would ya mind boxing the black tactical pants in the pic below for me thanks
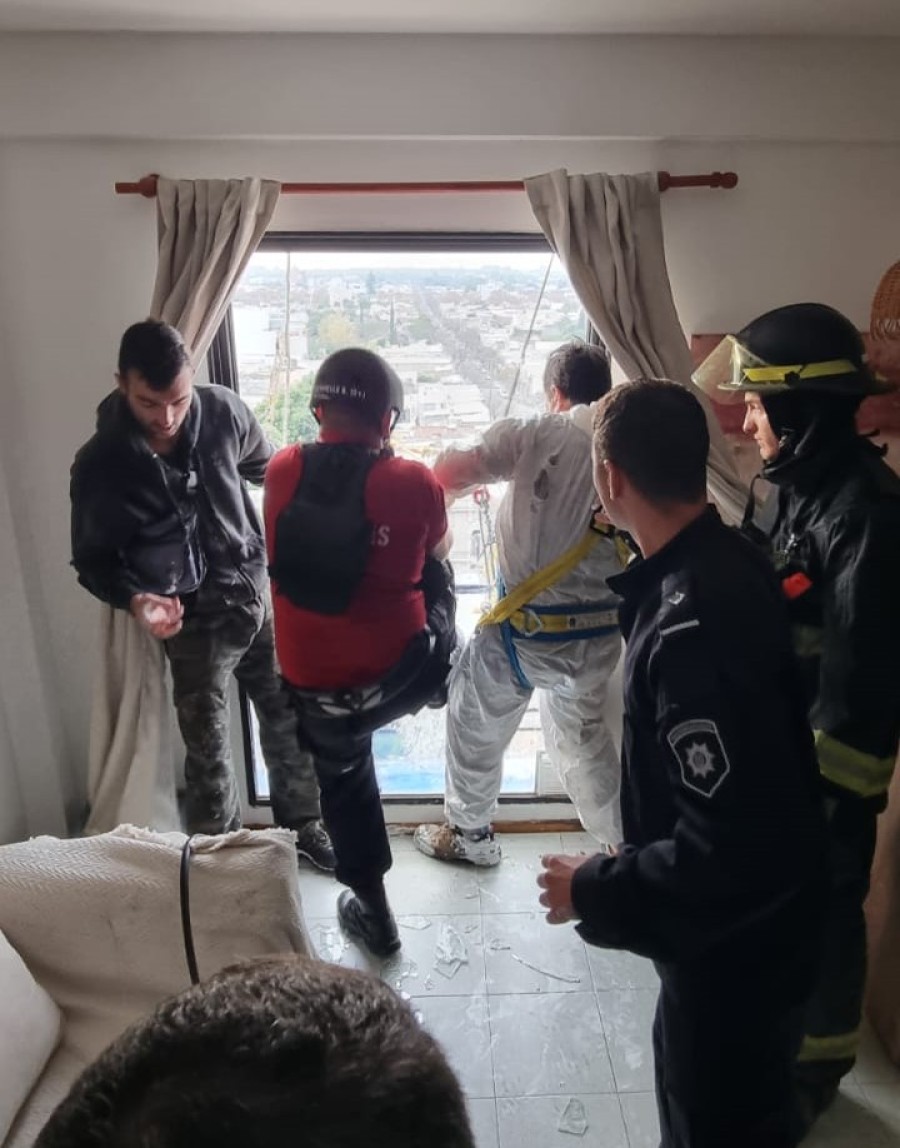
[653,963,809,1148]
[289,565,457,893]
[165,595,321,835]
[794,795,879,1111]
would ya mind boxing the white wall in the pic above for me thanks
[2,34,900,143]
[0,33,898,840]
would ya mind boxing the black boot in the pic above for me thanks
[294,820,337,872]
[337,887,401,958]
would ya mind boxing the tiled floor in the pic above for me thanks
[298,830,900,1148]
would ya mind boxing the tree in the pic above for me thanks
[255,373,317,450]
[313,311,359,356]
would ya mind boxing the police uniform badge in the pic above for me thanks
[666,719,731,798]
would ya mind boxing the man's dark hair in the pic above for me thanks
[593,378,709,504]
[35,958,474,1148]
[544,339,613,406]
[117,320,192,391]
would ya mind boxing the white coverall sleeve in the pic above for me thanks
[433,418,537,496]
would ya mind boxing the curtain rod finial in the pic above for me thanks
[138,174,160,198]
[115,173,160,197]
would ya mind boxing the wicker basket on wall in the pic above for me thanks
[871,260,900,341]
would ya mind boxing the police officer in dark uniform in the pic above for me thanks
[264,348,456,957]
[698,302,900,1131]
[538,379,828,1148]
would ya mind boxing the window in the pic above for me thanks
[213,233,589,804]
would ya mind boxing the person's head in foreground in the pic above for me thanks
[591,378,709,549]
[35,957,474,1148]
[544,338,613,412]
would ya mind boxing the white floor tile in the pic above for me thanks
[468,1098,500,1148]
[384,914,486,996]
[387,827,417,845]
[414,993,495,1099]
[496,832,564,857]
[307,916,378,974]
[478,855,549,914]
[497,1095,628,1148]
[856,1022,900,1086]
[386,850,482,914]
[618,1091,660,1148]
[859,1084,900,1141]
[483,913,591,994]
[596,989,658,1093]
[804,1089,895,1146]
[586,946,660,992]
[297,869,341,919]
[560,831,606,855]
[489,992,615,1097]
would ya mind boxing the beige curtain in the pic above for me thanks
[85,177,281,835]
[525,169,747,523]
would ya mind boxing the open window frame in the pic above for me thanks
[207,230,597,823]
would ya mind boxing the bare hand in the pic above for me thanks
[130,592,184,639]
[537,854,585,925]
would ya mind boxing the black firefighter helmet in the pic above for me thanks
[310,347,404,429]
[694,303,893,400]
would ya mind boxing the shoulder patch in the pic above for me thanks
[666,719,731,798]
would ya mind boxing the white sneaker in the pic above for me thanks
[413,823,502,867]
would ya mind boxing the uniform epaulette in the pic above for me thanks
[657,572,701,640]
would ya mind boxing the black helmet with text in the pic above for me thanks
[310,347,404,431]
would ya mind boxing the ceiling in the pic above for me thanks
[0,0,898,35]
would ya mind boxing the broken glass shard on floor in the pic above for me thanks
[434,922,469,979]
[558,1098,588,1136]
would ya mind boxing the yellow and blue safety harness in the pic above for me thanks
[479,512,631,689]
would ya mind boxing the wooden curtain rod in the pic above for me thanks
[115,171,738,197]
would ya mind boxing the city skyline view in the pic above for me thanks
[235,247,588,800]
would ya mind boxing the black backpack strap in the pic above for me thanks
[270,443,379,615]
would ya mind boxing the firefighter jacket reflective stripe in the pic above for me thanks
[759,439,900,800]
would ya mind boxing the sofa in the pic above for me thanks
[0,825,313,1147]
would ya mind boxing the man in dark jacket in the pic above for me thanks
[699,302,900,1130]
[538,379,828,1148]
[71,320,333,869]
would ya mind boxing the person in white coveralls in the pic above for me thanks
[415,341,624,866]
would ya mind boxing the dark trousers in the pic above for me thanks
[796,795,879,1094]
[289,641,452,893]
[165,595,321,835]
[289,564,457,893]
[653,965,807,1148]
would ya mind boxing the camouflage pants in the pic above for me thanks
[165,595,320,835]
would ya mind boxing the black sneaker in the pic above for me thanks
[294,820,336,872]
[337,889,401,958]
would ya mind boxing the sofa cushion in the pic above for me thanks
[0,826,313,1147]
[0,930,62,1143]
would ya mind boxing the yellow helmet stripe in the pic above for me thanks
[741,358,859,384]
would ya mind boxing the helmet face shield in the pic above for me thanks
[692,336,766,404]
[692,334,885,398]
